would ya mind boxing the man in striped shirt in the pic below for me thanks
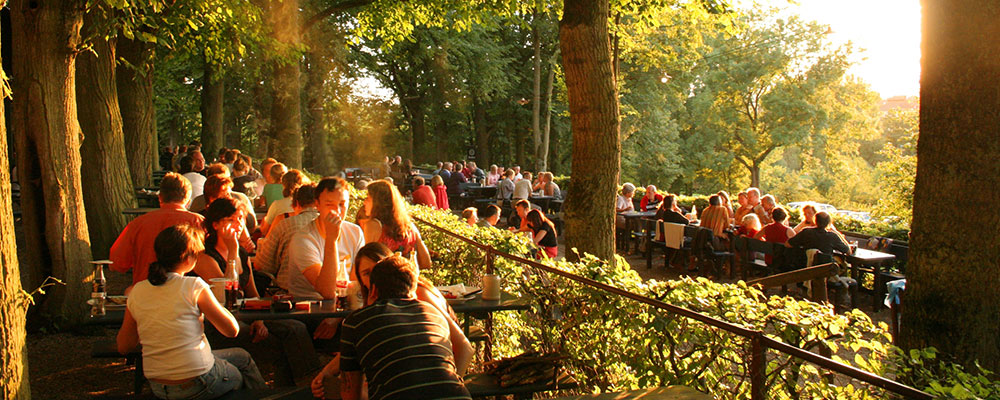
[339,255,471,400]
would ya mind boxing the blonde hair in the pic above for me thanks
[741,213,762,232]
[431,175,445,187]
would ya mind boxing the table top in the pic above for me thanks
[551,386,711,399]
[88,291,528,325]
[620,210,657,218]
[841,248,896,263]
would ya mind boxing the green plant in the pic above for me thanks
[890,347,1000,399]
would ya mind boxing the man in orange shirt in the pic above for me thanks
[110,172,204,284]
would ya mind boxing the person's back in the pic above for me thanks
[446,170,466,196]
[433,184,450,210]
[761,222,791,244]
[411,184,436,208]
[513,178,531,199]
[787,227,848,255]
[129,275,214,380]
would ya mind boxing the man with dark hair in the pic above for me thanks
[478,204,501,228]
[110,172,204,284]
[339,255,471,400]
[786,211,852,264]
[410,175,436,208]
[287,177,365,301]
[508,199,532,233]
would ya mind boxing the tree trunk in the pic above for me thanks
[200,61,224,160]
[900,0,1000,371]
[750,164,760,189]
[304,52,335,175]
[10,0,93,325]
[531,7,543,172]
[542,53,557,171]
[268,0,303,168]
[116,37,156,184]
[0,5,31,396]
[77,24,137,260]
[473,94,490,167]
[559,0,620,263]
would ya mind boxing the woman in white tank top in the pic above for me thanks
[117,225,265,399]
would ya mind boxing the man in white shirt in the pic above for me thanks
[287,177,365,301]
[179,156,206,208]
[513,171,533,200]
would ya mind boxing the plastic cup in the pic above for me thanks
[482,274,501,301]
[209,278,227,303]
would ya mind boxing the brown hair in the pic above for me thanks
[158,172,192,204]
[203,175,234,202]
[205,163,230,177]
[526,209,555,235]
[366,180,413,242]
[281,169,309,198]
[292,183,317,208]
[353,242,394,301]
[269,163,288,182]
[514,199,530,209]
[232,157,249,174]
[370,254,417,300]
[148,224,205,286]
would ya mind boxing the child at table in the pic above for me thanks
[117,225,266,399]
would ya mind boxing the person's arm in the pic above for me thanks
[117,309,140,354]
[532,229,547,245]
[303,213,342,299]
[752,229,765,240]
[785,227,796,240]
[197,287,240,337]
[445,312,472,375]
[786,230,804,248]
[340,371,364,400]
[311,355,341,399]
[413,229,432,271]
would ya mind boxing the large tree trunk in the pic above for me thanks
[901,0,1000,371]
[542,53,557,171]
[0,5,31,396]
[559,0,620,263]
[116,37,156,184]
[268,0,303,168]
[473,94,490,166]
[77,23,138,260]
[200,61,224,159]
[10,0,93,324]
[304,51,335,174]
[531,7,543,172]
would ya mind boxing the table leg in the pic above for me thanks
[484,316,494,362]
[872,262,883,311]
[849,262,859,310]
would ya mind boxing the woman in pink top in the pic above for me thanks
[360,180,433,273]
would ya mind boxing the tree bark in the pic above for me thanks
[77,24,137,260]
[0,4,31,396]
[304,51,334,175]
[268,0,303,168]
[542,52,557,171]
[10,0,93,325]
[116,37,156,184]
[531,7,543,172]
[473,93,490,167]
[901,0,1000,371]
[559,0,621,263]
[200,60,224,160]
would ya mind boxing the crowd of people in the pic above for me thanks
[618,183,854,271]
[113,145,474,399]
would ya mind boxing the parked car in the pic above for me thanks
[786,201,837,214]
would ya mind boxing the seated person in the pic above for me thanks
[736,214,762,237]
[432,174,450,210]
[639,185,663,211]
[462,207,478,227]
[699,195,730,239]
[410,176,436,208]
[527,209,558,259]
[733,191,754,224]
[786,212,851,265]
[755,207,795,244]
[117,225,266,399]
[755,194,777,225]
[335,255,472,400]
[615,183,636,229]
[263,162,288,208]
[478,204,502,228]
[513,171,533,199]
[260,169,309,237]
[254,183,318,285]
[508,199,533,233]
[655,195,689,226]
[188,164,258,233]
[793,203,841,234]
[496,169,516,205]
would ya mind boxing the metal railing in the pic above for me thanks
[413,216,932,400]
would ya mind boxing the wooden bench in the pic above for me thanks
[747,263,856,312]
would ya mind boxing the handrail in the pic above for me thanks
[413,216,933,400]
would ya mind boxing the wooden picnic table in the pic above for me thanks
[837,248,896,310]
[619,211,656,253]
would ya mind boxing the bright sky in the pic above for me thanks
[755,0,922,98]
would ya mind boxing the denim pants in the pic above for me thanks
[149,348,266,400]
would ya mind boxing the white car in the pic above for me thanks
[786,201,837,214]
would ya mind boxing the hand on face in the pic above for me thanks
[321,209,343,242]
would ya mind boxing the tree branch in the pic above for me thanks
[302,0,378,33]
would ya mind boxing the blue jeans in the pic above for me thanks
[149,348,266,400]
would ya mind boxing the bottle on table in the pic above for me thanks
[225,259,240,310]
[91,264,107,316]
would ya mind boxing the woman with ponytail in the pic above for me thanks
[117,225,266,399]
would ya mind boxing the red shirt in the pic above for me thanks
[760,222,791,244]
[109,203,204,283]
[411,185,436,208]
[640,193,664,211]
[433,185,450,210]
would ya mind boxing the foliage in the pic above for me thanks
[410,200,905,398]
[873,110,918,224]
[889,347,1000,399]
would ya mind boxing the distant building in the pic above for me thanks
[880,96,919,112]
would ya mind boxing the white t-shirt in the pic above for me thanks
[264,197,294,225]
[127,273,214,380]
[513,179,532,200]
[286,221,365,300]
[182,172,206,208]
[616,195,634,212]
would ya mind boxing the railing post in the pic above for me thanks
[485,246,495,275]
[484,246,495,361]
[750,333,766,400]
